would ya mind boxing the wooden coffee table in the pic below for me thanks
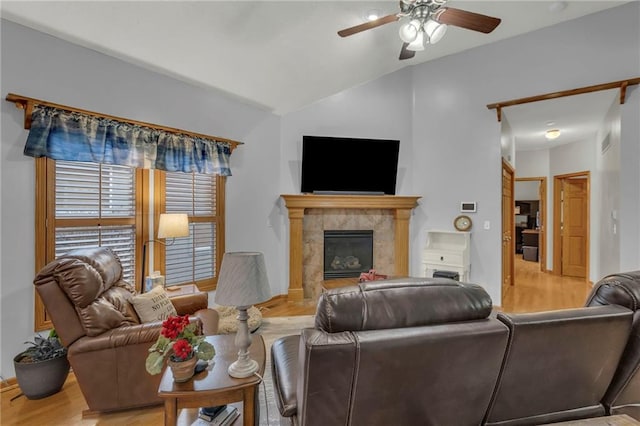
[158,334,265,426]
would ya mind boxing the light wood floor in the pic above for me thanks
[1,265,591,425]
[502,255,593,312]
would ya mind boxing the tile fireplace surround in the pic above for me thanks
[281,194,421,301]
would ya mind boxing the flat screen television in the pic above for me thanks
[300,135,400,195]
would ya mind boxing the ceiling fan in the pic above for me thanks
[337,0,501,60]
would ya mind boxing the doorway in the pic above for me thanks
[515,177,547,272]
[553,172,590,279]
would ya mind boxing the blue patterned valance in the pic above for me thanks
[23,105,232,175]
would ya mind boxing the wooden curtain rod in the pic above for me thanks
[5,93,243,151]
[486,77,640,122]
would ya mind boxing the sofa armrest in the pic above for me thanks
[69,316,203,353]
[170,291,209,315]
[271,335,301,418]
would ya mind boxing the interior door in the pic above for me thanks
[561,178,588,278]
[502,160,515,300]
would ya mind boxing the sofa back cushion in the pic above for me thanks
[297,319,509,426]
[484,305,632,426]
[315,277,493,333]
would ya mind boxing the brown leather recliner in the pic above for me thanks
[33,247,219,413]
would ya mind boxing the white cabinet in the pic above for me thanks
[422,230,471,282]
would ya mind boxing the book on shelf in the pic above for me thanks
[198,405,227,422]
[196,405,239,426]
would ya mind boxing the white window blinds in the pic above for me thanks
[54,161,137,283]
[164,172,218,286]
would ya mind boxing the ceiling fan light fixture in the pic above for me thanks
[407,31,426,51]
[545,129,561,140]
[424,19,447,44]
[399,20,421,43]
[401,0,418,5]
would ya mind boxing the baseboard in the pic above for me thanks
[0,377,17,392]
[256,294,287,310]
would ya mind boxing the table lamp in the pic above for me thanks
[140,213,190,292]
[215,252,271,378]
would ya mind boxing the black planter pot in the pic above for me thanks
[13,352,70,399]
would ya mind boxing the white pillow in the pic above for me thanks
[131,286,177,323]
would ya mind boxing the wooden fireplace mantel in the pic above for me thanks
[281,194,421,301]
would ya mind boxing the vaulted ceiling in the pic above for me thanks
[1,1,627,115]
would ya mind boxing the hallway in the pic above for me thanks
[502,255,592,312]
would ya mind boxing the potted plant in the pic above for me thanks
[13,330,70,399]
[146,314,215,382]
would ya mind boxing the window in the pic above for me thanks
[34,158,143,330]
[34,159,225,330]
[153,171,225,291]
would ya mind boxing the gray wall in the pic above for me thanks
[1,3,639,379]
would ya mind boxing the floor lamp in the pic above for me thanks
[140,213,189,292]
[215,252,271,378]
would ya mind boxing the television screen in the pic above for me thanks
[300,136,400,195]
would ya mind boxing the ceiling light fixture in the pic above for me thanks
[545,129,561,140]
[549,1,568,13]
[397,2,449,51]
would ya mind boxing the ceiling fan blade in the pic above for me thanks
[399,43,415,60]
[338,14,400,37]
[436,7,501,34]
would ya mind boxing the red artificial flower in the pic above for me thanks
[161,314,190,339]
[172,339,193,361]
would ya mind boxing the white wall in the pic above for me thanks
[594,98,621,279]
[501,117,515,167]
[0,19,282,379]
[619,85,640,271]
[550,137,596,176]
[1,3,639,379]
[515,181,539,200]
[516,149,550,178]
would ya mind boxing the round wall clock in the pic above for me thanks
[454,215,472,231]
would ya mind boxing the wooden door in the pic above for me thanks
[561,178,588,278]
[502,160,515,300]
[538,179,547,272]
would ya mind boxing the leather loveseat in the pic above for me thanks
[271,276,638,426]
[33,247,219,413]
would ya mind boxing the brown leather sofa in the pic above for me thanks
[271,277,636,426]
[585,271,640,420]
[33,247,219,413]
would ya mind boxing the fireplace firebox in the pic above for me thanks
[324,230,373,279]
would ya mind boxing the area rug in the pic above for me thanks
[214,305,263,334]
[254,315,316,426]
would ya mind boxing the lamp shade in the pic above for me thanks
[215,252,271,307]
[157,213,189,239]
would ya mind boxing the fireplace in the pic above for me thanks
[324,230,373,279]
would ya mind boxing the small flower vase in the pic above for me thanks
[168,355,197,383]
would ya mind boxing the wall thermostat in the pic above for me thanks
[461,202,477,213]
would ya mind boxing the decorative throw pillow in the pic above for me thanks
[130,286,177,323]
